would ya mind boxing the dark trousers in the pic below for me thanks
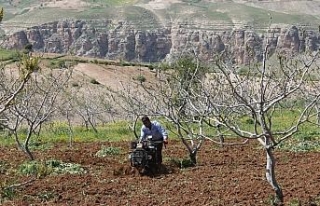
[155,143,163,164]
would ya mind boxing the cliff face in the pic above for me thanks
[2,19,319,64]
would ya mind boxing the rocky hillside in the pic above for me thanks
[2,19,319,64]
[1,0,320,63]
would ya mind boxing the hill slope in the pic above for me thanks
[1,0,320,34]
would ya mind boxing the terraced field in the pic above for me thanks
[1,0,320,34]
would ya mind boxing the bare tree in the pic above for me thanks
[0,56,37,110]
[194,44,320,203]
[114,56,215,165]
[68,79,114,131]
[0,54,41,133]
[56,90,76,147]
[54,70,118,143]
[115,40,320,203]
[3,63,72,160]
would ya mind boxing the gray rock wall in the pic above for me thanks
[2,20,319,64]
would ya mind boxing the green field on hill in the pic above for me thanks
[1,0,319,33]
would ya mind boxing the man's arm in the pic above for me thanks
[140,126,146,142]
[160,124,168,144]
[154,121,168,141]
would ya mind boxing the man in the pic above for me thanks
[140,115,168,164]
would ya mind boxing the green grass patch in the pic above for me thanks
[1,110,320,152]
[95,145,122,157]
[28,142,54,152]
[2,0,319,30]
[123,6,162,30]
[41,121,133,143]
[0,49,21,62]
[167,157,195,168]
[168,2,232,25]
[0,184,16,202]
[0,133,14,146]
[0,120,134,146]
[5,7,80,25]
[45,59,68,69]
[10,0,38,9]
[204,2,319,27]
[84,0,136,7]
[18,159,86,177]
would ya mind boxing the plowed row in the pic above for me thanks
[1,140,320,205]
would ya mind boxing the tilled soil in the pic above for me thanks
[1,140,320,205]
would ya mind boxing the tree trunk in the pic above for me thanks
[23,144,34,160]
[189,150,197,165]
[24,129,34,160]
[266,146,283,205]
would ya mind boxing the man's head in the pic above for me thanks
[141,115,151,128]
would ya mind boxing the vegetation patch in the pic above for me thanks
[279,139,320,152]
[0,185,16,203]
[18,160,86,177]
[134,74,146,83]
[36,190,56,202]
[95,145,122,157]
[0,161,8,174]
[90,78,100,84]
[167,157,195,168]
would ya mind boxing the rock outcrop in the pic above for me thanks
[2,20,319,64]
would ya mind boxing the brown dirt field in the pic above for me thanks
[1,140,320,205]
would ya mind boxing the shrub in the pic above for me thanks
[18,161,50,177]
[95,146,122,157]
[47,59,68,69]
[90,78,100,84]
[147,65,154,70]
[37,191,56,202]
[135,75,146,83]
[18,160,86,177]
[24,43,33,52]
[71,82,79,87]
[168,157,195,168]
[0,185,16,202]
[46,160,86,175]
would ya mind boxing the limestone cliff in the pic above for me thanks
[2,19,319,64]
